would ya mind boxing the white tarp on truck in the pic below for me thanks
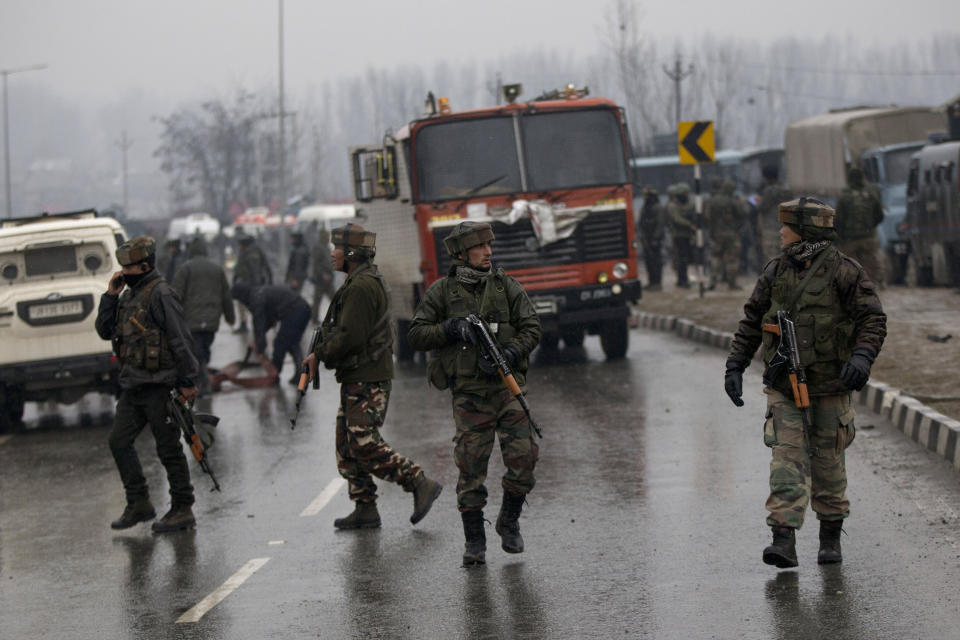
[785,107,945,197]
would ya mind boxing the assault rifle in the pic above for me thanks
[762,310,812,455]
[466,314,543,438]
[290,325,323,429]
[168,390,221,492]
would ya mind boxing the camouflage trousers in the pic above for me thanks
[453,388,539,512]
[763,388,856,529]
[710,234,741,287]
[838,236,882,285]
[335,381,422,503]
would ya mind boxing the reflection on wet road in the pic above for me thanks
[2,327,960,638]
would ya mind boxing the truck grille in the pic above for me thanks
[433,209,629,274]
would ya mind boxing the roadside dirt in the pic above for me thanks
[636,273,960,422]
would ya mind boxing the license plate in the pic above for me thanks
[29,300,83,319]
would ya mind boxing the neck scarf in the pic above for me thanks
[455,264,491,286]
[784,239,831,266]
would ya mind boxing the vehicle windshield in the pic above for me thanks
[883,147,919,185]
[414,108,627,202]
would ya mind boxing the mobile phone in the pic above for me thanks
[110,272,124,291]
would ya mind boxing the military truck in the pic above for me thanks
[904,97,960,286]
[784,106,945,282]
[0,210,126,431]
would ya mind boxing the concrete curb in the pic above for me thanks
[635,310,960,473]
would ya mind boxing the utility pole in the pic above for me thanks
[2,63,47,218]
[278,0,286,215]
[662,55,694,131]
[116,130,133,215]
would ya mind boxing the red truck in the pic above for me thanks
[350,85,641,360]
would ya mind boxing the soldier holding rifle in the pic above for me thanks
[408,221,542,567]
[95,236,202,533]
[301,224,442,531]
[723,199,886,568]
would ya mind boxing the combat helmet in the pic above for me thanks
[778,197,835,230]
[116,236,157,267]
[331,222,376,260]
[443,221,495,256]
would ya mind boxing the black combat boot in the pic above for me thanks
[461,510,486,567]
[817,519,844,564]
[334,501,381,530]
[763,525,798,568]
[151,504,196,533]
[409,473,443,525]
[495,492,526,554]
[110,497,156,530]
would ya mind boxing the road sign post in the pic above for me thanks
[677,121,715,297]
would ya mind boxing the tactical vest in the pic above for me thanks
[321,265,393,372]
[428,268,524,391]
[116,278,176,372]
[761,247,855,369]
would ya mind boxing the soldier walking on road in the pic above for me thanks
[233,234,273,333]
[285,231,311,292]
[408,221,542,567]
[723,198,886,568]
[311,228,336,322]
[836,166,885,285]
[302,223,443,531]
[706,179,745,290]
[171,237,236,396]
[95,236,202,533]
[667,183,697,288]
[638,186,666,291]
[758,166,793,264]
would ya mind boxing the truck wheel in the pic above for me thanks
[0,384,25,433]
[600,318,629,360]
[561,325,585,348]
[395,319,414,362]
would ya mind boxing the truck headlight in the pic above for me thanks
[612,262,628,279]
[597,271,609,284]
[1,264,17,280]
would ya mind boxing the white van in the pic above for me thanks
[295,204,359,234]
[0,210,126,432]
[167,212,221,242]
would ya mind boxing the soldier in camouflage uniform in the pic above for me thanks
[836,166,885,285]
[302,223,442,530]
[285,231,311,292]
[724,198,886,568]
[758,166,793,264]
[638,186,666,290]
[95,236,202,533]
[667,183,697,288]
[408,221,542,567]
[705,179,745,290]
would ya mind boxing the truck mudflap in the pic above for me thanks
[0,352,118,389]
[528,280,641,325]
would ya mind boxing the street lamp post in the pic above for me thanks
[2,63,47,218]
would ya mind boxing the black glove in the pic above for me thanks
[501,343,521,369]
[724,365,744,407]
[477,352,498,376]
[840,350,873,391]
[443,318,475,344]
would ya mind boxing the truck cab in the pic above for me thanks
[0,210,126,431]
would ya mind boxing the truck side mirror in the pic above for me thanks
[352,147,399,201]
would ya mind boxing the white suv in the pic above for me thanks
[0,210,126,432]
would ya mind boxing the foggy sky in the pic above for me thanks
[2,0,957,107]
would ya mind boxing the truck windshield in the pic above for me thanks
[415,108,627,202]
[883,148,917,185]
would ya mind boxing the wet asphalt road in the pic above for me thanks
[2,326,960,639]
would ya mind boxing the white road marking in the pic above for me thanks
[268,540,285,546]
[300,478,346,517]
[176,557,271,624]
[0,435,11,447]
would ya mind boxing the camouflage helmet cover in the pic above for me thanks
[778,197,835,229]
[331,222,376,251]
[641,185,658,196]
[116,236,156,266]
[671,182,691,196]
[443,221,495,256]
